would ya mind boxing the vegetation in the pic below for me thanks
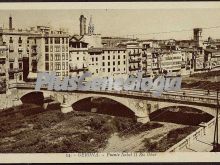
[142,126,198,152]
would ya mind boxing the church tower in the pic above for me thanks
[79,15,86,36]
[88,15,94,35]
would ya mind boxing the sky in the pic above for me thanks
[0,9,220,40]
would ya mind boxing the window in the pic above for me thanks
[113,55,115,59]
[9,73,14,79]
[55,46,60,52]
[124,55,126,59]
[102,56,105,60]
[9,37,13,43]
[113,68,115,71]
[19,75,22,80]
[56,72,61,76]
[118,51,120,53]
[45,54,49,61]
[50,54,53,61]
[108,68,110,72]
[62,38,64,44]
[113,61,115,65]
[124,61,126,65]
[77,57,79,60]
[62,62,65,70]
[55,38,60,44]
[45,63,49,71]
[19,53,22,58]
[10,63,13,69]
[118,55,120,59]
[55,62,61,70]
[108,51,110,54]
[50,38,53,44]
[19,63,22,69]
[55,54,61,61]
[50,46,53,52]
[92,58,94,62]
[96,69,98,73]
[108,62,110,66]
[62,54,65,60]
[62,46,65,52]
[45,46,49,52]
[45,38,49,44]
[18,37,22,44]
[108,56,110,60]
[102,62,105,66]
[118,61,120,65]
[66,54,68,60]
[50,63,53,70]
[96,57,98,61]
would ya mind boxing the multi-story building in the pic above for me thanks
[0,16,34,82]
[204,49,220,70]
[69,37,89,77]
[28,26,69,80]
[100,47,127,78]
[160,50,183,74]
[88,48,102,76]
[126,41,142,76]
[0,37,8,93]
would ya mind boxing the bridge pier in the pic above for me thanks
[136,115,150,123]
[12,98,22,107]
[61,103,73,113]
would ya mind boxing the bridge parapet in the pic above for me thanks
[10,82,219,108]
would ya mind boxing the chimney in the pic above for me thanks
[9,15,12,30]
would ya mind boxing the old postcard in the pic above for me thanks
[0,2,220,163]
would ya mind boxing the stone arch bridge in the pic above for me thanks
[8,83,219,123]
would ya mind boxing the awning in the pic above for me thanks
[27,72,38,79]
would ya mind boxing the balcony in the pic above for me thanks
[142,53,147,57]
[129,52,141,56]
[129,66,141,71]
[129,58,141,63]
[31,44,37,48]
[8,68,23,73]
[69,66,88,72]
[31,51,37,56]
[0,71,6,76]
[32,56,37,61]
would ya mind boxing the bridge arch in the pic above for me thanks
[150,105,214,125]
[53,92,150,122]
[72,96,136,118]
[157,101,216,116]
[20,91,44,105]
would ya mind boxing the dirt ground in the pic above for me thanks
[0,106,200,153]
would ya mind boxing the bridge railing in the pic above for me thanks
[166,116,217,152]
[9,82,218,106]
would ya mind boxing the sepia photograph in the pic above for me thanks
[0,2,220,163]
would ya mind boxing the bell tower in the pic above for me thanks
[88,15,94,35]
